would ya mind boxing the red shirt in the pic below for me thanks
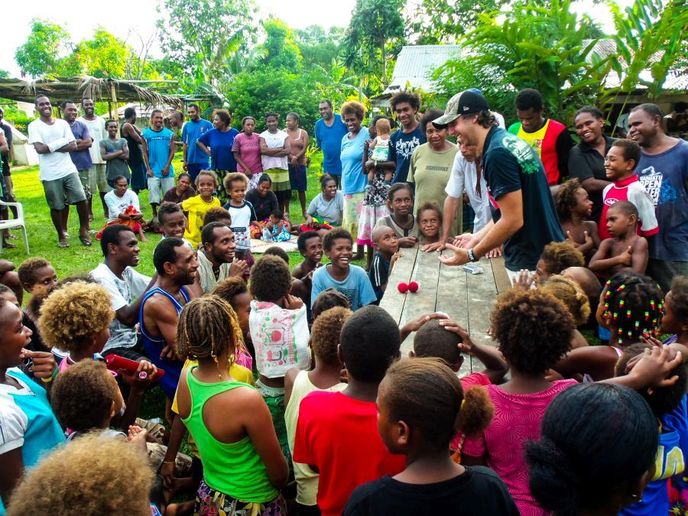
[599,174,659,240]
[293,391,405,516]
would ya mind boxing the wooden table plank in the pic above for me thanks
[398,249,441,354]
[466,258,498,350]
[379,247,419,325]
[490,256,511,293]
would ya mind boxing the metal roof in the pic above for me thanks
[382,45,462,95]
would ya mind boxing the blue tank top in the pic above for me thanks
[139,286,190,398]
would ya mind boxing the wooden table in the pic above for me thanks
[380,247,510,373]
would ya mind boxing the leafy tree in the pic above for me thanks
[70,29,131,78]
[15,19,72,78]
[409,0,510,44]
[157,0,258,88]
[606,0,688,100]
[258,19,303,71]
[435,0,607,123]
[341,0,406,92]
[0,70,9,79]
[294,25,345,70]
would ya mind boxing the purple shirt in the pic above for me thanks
[67,120,93,171]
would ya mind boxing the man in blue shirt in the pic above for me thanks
[142,109,176,219]
[387,92,426,184]
[314,100,348,188]
[181,103,213,182]
[62,101,95,224]
[629,103,688,293]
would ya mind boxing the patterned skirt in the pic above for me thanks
[342,192,365,241]
[195,479,286,516]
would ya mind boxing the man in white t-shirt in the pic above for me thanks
[28,95,91,248]
[91,224,154,360]
[79,97,111,218]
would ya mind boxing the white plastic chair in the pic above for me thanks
[0,200,29,254]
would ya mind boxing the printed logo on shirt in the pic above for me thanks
[502,134,540,175]
[604,197,619,207]
[395,137,421,160]
[638,165,677,207]
[652,441,685,481]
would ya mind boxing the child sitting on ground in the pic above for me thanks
[461,289,578,515]
[554,178,599,262]
[615,343,688,516]
[181,170,221,249]
[285,306,351,514]
[202,206,232,227]
[365,117,393,185]
[311,228,377,311]
[293,306,406,516]
[249,255,310,466]
[99,175,146,242]
[600,139,658,241]
[374,183,419,248]
[369,225,400,303]
[223,172,257,278]
[344,358,518,515]
[417,201,443,246]
[262,208,291,242]
[589,201,649,276]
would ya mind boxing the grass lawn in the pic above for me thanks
[2,151,331,277]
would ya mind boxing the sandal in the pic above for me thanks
[79,235,92,246]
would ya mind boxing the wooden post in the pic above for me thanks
[109,81,118,120]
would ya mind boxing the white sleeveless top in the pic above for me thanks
[260,129,288,171]
[284,370,346,505]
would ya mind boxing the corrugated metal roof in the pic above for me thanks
[383,45,462,95]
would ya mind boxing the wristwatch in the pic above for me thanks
[467,248,479,262]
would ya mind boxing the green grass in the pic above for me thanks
[2,151,329,276]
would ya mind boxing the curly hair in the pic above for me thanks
[492,289,574,375]
[515,88,543,111]
[213,109,231,127]
[195,169,219,189]
[668,275,688,326]
[341,101,366,121]
[311,306,352,367]
[312,288,351,319]
[7,432,154,516]
[213,276,248,305]
[52,360,119,432]
[554,178,584,221]
[601,272,664,344]
[540,275,591,327]
[390,91,421,112]
[223,171,248,193]
[540,242,585,276]
[250,255,291,303]
[17,257,51,290]
[38,281,114,353]
[381,358,493,448]
[177,295,240,363]
[202,207,231,227]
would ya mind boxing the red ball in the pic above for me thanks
[408,281,419,293]
[397,282,409,294]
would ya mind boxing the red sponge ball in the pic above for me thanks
[397,282,409,294]
[408,281,419,293]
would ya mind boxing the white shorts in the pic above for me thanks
[147,176,175,204]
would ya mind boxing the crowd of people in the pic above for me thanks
[0,86,686,516]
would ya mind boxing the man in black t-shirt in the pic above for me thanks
[434,91,564,279]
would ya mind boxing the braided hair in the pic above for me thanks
[601,272,664,345]
[177,295,241,366]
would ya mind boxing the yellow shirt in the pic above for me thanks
[181,195,221,248]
